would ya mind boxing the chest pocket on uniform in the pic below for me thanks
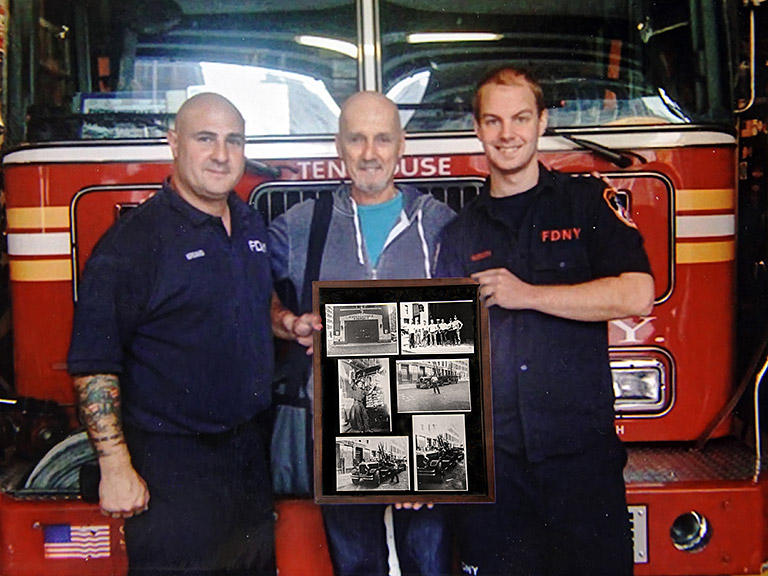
[531,240,591,285]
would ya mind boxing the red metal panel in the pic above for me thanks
[274,499,334,576]
[10,281,77,406]
[628,478,767,576]
[0,493,127,576]
[0,496,336,575]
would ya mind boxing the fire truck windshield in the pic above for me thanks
[15,0,736,144]
[381,0,736,132]
[20,0,359,143]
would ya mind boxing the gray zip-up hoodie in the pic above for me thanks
[269,183,456,303]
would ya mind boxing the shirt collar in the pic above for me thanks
[161,178,251,228]
[477,163,556,211]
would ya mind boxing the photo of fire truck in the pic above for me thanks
[416,372,458,389]
[350,443,406,488]
[0,1,766,574]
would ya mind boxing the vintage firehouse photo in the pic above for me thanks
[399,300,474,355]
[335,436,410,492]
[395,358,471,413]
[413,414,468,492]
[325,303,399,357]
[337,358,392,434]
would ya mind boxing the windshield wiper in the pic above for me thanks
[545,128,638,169]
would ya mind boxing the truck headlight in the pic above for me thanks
[670,511,711,552]
[611,359,666,413]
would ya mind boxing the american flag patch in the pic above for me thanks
[43,524,111,560]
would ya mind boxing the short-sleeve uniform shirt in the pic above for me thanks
[436,165,652,461]
[67,183,274,434]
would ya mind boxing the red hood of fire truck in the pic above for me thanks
[2,130,737,444]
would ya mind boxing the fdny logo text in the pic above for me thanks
[248,239,267,253]
[541,228,581,242]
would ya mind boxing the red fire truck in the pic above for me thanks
[0,1,766,574]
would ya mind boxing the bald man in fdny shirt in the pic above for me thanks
[68,93,315,575]
[436,67,654,576]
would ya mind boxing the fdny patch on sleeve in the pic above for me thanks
[593,172,637,229]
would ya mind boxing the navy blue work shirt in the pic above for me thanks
[436,165,652,461]
[68,182,274,435]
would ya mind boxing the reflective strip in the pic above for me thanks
[7,207,70,229]
[10,259,72,282]
[1,131,736,164]
[676,189,734,212]
[7,232,71,256]
[676,215,735,238]
[676,241,734,264]
[4,145,173,165]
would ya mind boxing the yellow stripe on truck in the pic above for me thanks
[7,207,70,230]
[10,259,72,282]
[676,240,735,264]
[676,189,734,212]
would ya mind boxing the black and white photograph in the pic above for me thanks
[413,414,468,492]
[399,300,474,355]
[396,358,471,413]
[338,358,392,434]
[325,302,399,357]
[335,436,410,492]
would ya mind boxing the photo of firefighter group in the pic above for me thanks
[327,299,475,495]
[399,300,475,355]
[323,300,475,357]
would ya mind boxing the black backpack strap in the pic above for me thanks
[272,192,333,497]
[300,192,333,313]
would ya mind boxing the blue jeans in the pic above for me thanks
[322,504,451,576]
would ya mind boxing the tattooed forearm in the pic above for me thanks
[73,374,126,456]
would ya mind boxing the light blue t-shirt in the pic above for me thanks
[357,192,403,267]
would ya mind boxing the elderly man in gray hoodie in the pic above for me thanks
[269,91,455,576]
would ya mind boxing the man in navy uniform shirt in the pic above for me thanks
[68,93,316,575]
[436,67,655,575]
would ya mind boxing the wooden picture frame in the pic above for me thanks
[313,278,494,504]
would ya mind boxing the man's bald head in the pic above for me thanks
[167,93,246,213]
[336,91,405,204]
[174,92,245,134]
[339,91,402,135]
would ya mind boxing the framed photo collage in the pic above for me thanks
[313,278,494,504]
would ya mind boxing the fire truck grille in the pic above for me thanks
[250,179,484,225]
[624,437,759,484]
